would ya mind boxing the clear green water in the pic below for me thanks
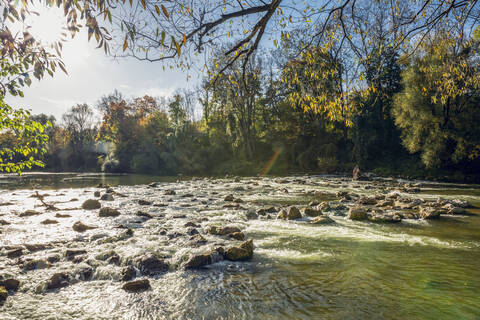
[0,173,479,320]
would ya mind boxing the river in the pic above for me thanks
[1,173,479,319]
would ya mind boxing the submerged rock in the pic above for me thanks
[138,199,152,205]
[99,207,121,217]
[277,206,302,220]
[347,206,368,220]
[224,194,234,201]
[122,279,151,292]
[82,199,101,210]
[225,240,254,261]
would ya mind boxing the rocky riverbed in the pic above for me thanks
[1,174,479,319]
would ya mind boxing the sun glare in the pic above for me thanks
[27,4,66,45]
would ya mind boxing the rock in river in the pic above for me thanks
[184,248,224,269]
[82,199,101,210]
[19,210,42,217]
[46,273,70,290]
[0,278,20,291]
[137,255,169,275]
[310,215,335,225]
[122,279,151,292]
[0,286,7,304]
[277,206,302,220]
[122,266,137,281]
[225,240,254,261]
[99,207,121,217]
[368,213,402,223]
[205,225,241,236]
[347,206,368,220]
[73,221,96,232]
[100,193,114,201]
[419,207,441,219]
[302,207,322,217]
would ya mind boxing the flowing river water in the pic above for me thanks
[0,173,479,320]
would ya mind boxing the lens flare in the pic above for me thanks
[259,147,283,176]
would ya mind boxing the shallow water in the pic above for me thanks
[1,173,479,320]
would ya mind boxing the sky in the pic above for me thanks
[5,4,196,121]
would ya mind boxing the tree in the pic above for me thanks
[62,103,98,169]
[0,96,49,173]
[392,34,480,168]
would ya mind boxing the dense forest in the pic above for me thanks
[2,32,478,181]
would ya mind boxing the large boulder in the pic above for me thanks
[277,206,302,220]
[225,240,253,261]
[99,207,121,217]
[122,279,151,292]
[347,206,368,221]
[82,199,101,210]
